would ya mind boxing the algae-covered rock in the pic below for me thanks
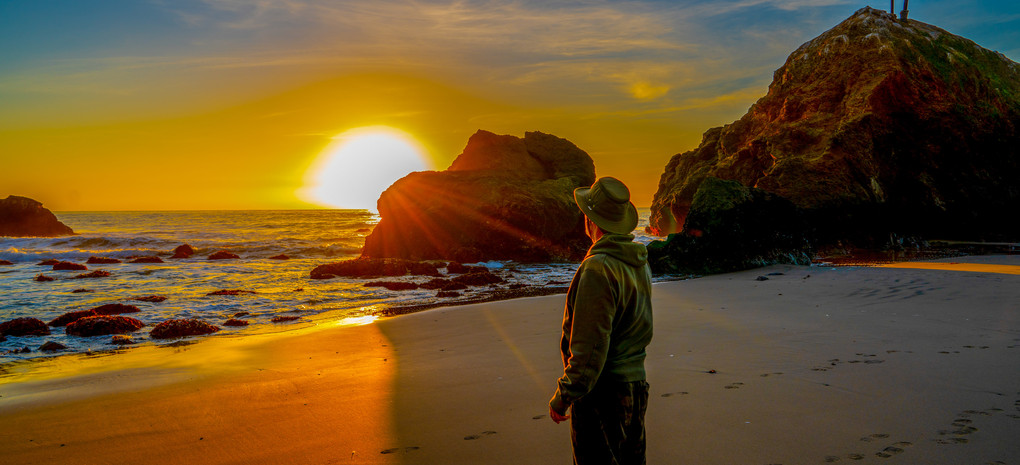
[39,341,67,352]
[0,317,51,337]
[310,258,440,279]
[65,315,145,337]
[86,257,121,264]
[150,319,220,339]
[171,244,195,259]
[129,256,164,264]
[92,303,141,315]
[48,309,99,327]
[52,261,87,271]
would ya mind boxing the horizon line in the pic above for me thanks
[51,206,654,213]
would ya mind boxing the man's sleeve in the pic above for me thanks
[550,259,616,414]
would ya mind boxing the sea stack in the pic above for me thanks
[0,195,75,237]
[361,130,596,262]
[648,7,1020,243]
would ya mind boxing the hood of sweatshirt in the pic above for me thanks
[586,234,648,268]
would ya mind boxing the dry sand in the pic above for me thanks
[1,255,1018,464]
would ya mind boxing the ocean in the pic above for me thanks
[1,209,660,362]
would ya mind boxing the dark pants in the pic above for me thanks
[570,380,649,465]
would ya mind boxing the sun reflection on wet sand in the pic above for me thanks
[337,314,381,327]
[0,318,399,464]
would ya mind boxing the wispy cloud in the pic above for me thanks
[182,0,691,58]
[738,0,855,11]
[1,0,866,123]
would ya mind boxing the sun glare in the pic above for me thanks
[301,126,430,211]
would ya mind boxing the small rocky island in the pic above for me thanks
[0,195,75,237]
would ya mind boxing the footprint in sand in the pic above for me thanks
[936,412,984,444]
[380,446,420,454]
[953,426,979,435]
[860,433,889,442]
[759,372,784,377]
[532,414,546,420]
[875,442,912,458]
[846,453,866,460]
[464,431,497,440]
[661,391,689,397]
[724,382,744,389]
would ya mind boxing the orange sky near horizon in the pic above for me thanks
[2,72,723,210]
[2,1,1017,211]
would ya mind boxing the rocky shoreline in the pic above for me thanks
[3,243,1014,367]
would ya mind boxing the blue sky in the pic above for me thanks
[3,0,1016,128]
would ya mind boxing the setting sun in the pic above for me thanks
[301,126,431,211]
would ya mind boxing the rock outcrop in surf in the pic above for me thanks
[0,195,74,237]
[362,130,596,262]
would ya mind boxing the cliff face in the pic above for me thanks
[362,130,595,262]
[0,195,75,237]
[649,7,1020,240]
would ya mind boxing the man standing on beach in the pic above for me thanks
[549,176,654,465]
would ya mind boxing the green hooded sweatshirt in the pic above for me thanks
[550,233,653,415]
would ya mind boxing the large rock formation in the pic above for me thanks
[362,130,596,262]
[0,196,74,237]
[647,177,811,275]
[649,7,1020,242]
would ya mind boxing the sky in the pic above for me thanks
[1,0,1018,210]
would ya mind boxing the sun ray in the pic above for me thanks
[366,173,582,261]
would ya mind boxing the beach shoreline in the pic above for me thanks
[1,255,1018,464]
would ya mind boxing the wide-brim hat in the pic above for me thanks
[574,177,639,235]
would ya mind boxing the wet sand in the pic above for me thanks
[1,255,1018,464]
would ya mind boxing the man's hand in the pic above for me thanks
[549,406,570,424]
